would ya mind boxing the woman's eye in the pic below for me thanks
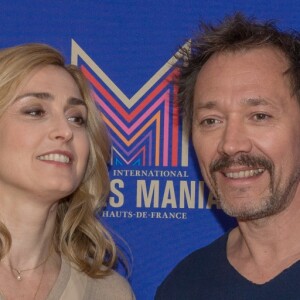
[68,116,86,126]
[24,108,46,117]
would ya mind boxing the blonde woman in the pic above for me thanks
[0,43,135,299]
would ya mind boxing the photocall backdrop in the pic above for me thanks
[1,1,299,298]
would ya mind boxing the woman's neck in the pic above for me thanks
[0,198,58,269]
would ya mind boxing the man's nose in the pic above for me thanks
[217,120,252,156]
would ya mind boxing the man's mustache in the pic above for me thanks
[209,154,274,173]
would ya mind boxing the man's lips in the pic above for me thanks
[222,168,265,179]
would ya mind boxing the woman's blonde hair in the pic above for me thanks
[0,43,116,277]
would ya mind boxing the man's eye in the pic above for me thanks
[200,118,220,126]
[253,113,271,121]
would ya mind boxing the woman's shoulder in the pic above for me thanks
[86,270,135,300]
[48,256,135,300]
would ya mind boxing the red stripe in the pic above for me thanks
[171,81,179,166]
[81,65,174,122]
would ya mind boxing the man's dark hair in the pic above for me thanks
[177,12,300,132]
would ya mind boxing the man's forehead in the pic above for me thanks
[193,46,295,109]
[202,46,289,71]
[195,46,290,90]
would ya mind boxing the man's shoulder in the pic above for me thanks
[168,232,228,276]
[155,232,229,299]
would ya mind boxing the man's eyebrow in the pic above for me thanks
[196,101,217,109]
[242,98,270,106]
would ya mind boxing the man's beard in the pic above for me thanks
[208,154,300,221]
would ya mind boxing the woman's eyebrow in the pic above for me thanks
[14,92,54,102]
[13,92,87,108]
[68,97,87,108]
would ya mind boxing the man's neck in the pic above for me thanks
[227,196,300,284]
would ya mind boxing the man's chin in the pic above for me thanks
[217,197,272,221]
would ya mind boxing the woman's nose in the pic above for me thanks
[48,116,73,142]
